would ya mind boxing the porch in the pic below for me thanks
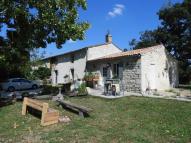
[86,56,142,95]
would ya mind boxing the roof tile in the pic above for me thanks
[88,44,163,61]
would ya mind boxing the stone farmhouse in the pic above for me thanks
[42,33,179,93]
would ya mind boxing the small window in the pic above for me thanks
[103,67,107,77]
[71,69,74,80]
[50,57,57,64]
[71,54,75,63]
[126,62,129,66]
[113,64,119,77]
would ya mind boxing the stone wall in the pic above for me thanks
[121,58,141,93]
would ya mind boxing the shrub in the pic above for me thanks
[41,85,60,95]
[33,67,51,80]
[77,83,88,96]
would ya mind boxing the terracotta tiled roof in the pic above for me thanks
[88,44,164,62]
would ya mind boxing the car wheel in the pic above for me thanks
[32,84,38,89]
[8,86,15,92]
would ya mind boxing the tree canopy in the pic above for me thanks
[129,0,191,83]
[0,0,89,49]
[33,66,51,80]
[0,0,89,79]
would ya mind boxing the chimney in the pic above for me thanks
[105,31,112,43]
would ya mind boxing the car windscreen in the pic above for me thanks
[12,79,21,82]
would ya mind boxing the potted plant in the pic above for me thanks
[84,72,94,81]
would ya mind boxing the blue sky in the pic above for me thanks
[41,0,183,57]
[1,0,183,57]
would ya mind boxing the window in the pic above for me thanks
[55,70,58,83]
[103,67,107,77]
[71,54,75,63]
[50,57,57,64]
[71,69,74,80]
[113,64,119,77]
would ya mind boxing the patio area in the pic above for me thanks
[87,86,191,102]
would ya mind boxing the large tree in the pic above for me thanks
[129,0,191,83]
[0,0,89,79]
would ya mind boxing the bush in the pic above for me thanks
[41,85,60,95]
[77,83,88,96]
[33,67,51,80]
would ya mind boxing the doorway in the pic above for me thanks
[55,70,58,84]
[70,69,74,81]
[148,64,156,89]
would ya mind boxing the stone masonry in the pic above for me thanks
[121,58,141,93]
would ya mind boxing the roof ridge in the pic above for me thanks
[88,44,163,62]
[42,43,111,60]
[124,44,163,53]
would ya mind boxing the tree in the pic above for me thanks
[0,0,89,78]
[129,0,191,83]
[33,67,51,80]
[129,30,159,49]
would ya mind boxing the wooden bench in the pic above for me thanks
[22,97,59,126]
[57,100,92,117]
[0,98,14,107]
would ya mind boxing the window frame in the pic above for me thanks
[103,67,108,77]
[70,54,75,63]
[113,64,119,78]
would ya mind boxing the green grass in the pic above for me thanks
[0,96,191,143]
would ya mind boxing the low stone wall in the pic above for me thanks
[121,58,141,93]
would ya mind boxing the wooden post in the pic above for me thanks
[22,97,28,115]
[79,111,84,118]
[41,103,49,126]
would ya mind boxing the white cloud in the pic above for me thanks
[68,39,76,43]
[108,4,125,18]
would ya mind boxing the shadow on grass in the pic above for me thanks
[27,106,42,120]
[179,84,191,90]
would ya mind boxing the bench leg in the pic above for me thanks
[79,111,84,118]
[41,103,49,126]
[22,100,27,115]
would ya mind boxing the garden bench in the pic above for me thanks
[57,100,92,117]
[22,97,59,126]
[0,98,14,107]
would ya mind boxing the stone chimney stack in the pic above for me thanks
[105,31,112,43]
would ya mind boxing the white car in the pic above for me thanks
[0,78,40,92]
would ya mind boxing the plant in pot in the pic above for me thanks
[84,72,94,81]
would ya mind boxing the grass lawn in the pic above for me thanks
[0,96,191,143]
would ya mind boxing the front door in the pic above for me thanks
[148,64,156,89]
[70,69,74,81]
[55,70,58,84]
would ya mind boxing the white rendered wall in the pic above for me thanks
[51,50,87,85]
[51,43,122,85]
[87,43,122,61]
[141,45,178,92]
